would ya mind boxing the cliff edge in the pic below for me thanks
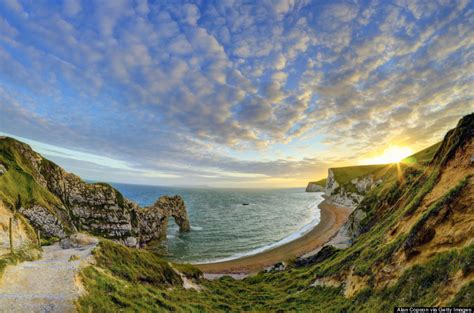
[0,137,190,247]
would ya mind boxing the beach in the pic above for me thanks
[195,200,352,275]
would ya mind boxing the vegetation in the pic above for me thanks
[78,166,473,310]
[0,138,62,211]
[77,113,474,312]
[402,142,441,165]
[321,139,441,198]
[308,178,327,188]
[0,244,41,280]
[78,240,474,312]
[330,164,388,186]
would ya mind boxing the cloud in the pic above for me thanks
[0,0,472,187]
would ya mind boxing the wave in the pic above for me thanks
[191,226,203,231]
[191,192,324,264]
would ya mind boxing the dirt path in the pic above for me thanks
[0,239,96,313]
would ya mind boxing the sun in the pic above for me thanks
[362,146,413,164]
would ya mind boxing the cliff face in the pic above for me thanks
[305,182,324,192]
[0,137,190,247]
[324,167,384,209]
[77,114,474,311]
[298,114,474,305]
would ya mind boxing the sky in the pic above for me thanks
[0,0,472,188]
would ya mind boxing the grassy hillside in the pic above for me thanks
[402,142,441,165]
[308,178,327,188]
[78,241,474,312]
[78,114,474,311]
[327,142,441,188]
[310,140,442,197]
[0,137,62,211]
[330,164,390,186]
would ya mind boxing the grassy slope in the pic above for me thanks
[331,164,388,185]
[309,141,441,194]
[308,178,327,188]
[78,114,474,311]
[0,138,61,210]
[402,142,442,165]
[78,162,474,311]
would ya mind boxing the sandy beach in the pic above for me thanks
[195,200,352,275]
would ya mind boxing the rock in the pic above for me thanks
[0,163,6,175]
[265,261,287,272]
[138,195,190,246]
[295,245,338,267]
[19,205,67,238]
[325,169,381,210]
[1,137,191,249]
[326,169,339,195]
[305,182,324,192]
[60,233,99,249]
[351,175,374,193]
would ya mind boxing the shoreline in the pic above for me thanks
[195,199,352,276]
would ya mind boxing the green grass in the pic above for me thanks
[9,114,474,311]
[309,178,327,188]
[309,140,442,198]
[402,142,441,165]
[450,281,474,306]
[0,138,62,210]
[78,240,474,312]
[173,263,203,280]
[91,240,183,287]
[330,164,388,186]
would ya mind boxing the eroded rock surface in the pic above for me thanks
[19,205,67,239]
[0,137,190,247]
[138,196,190,246]
[0,163,6,175]
[325,170,382,209]
[305,182,324,192]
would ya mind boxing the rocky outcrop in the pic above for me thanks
[138,196,190,246]
[325,170,382,209]
[305,182,324,192]
[295,245,338,267]
[0,137,190,248]
[0,163,6,175]
[19,205,67,239]
[59,233,99,249]
[264,261,288,273]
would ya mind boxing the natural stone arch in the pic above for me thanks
[137,195,190,246]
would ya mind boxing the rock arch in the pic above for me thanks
[137,195,190,246]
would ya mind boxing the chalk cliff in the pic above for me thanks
[305,182,324,192]
[307,165,386,209]
[0,137,190,247]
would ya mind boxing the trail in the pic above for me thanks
[0,239,96,313]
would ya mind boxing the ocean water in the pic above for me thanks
[112,183,324,263]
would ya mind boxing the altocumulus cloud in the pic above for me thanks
[0,0,472,187]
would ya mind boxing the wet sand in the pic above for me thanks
[195,200,352,275]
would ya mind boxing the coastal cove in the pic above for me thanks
[112,184,326,265]
[196,200,352,275]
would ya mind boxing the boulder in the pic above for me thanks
[60,233,99,249]
[0,163,6,175]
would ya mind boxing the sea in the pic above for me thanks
[111,183,324,264]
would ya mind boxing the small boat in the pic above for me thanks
[242,203,250,206]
